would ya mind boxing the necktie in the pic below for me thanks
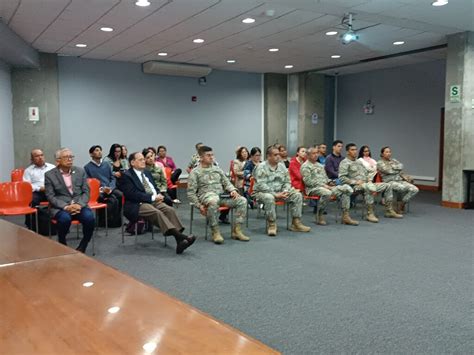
[141,173,154,195]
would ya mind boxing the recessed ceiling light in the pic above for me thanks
[75,44,87,48]
[226,60,236,63]
[242,18,255,24]
[331,55,341,59]
[284,65,293,69]
[193,38,204,44]
[158,52,168,56]
[393,41,405,45]
[135,0,151,7]
[431,0,448,6]
[325,31,338,36]
[82,281,94,287]
[268,48,279,52]
[100,27,113,32]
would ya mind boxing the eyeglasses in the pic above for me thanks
[60,155,75,160]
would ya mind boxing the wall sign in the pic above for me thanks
[311,113,318,125]
[450,85,461,103]
[28,107,39,123]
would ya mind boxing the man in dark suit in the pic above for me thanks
[45,148,95,253]
[120,152,195,255]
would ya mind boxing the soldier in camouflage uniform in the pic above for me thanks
[377,146,419,213]
[186,142,204,173]
[339,143,402,223]
[253,145,311,236]
[187,146,249,244]
[301,146,354,225]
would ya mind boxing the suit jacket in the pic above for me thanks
[45,166,90,217]
[120,168,161,223]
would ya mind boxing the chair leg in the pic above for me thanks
[286,204,290,230]
[189,205,194,234]
[76,224,80,240]
[205,218,208,241]
[105,207,108,236]
[121,211,125,244]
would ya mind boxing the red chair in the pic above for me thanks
[0,181,38,232]
[87,178,108,236]
[189,204,232,241]
[11,168,25,182]
[163,167,178,190]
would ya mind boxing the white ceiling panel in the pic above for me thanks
[4,0,470,74]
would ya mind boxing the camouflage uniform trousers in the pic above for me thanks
[255,190,303,221]
[308,185,353,211]
[352,182,393,205]
[199,192,247,228]
[388,181,419,202]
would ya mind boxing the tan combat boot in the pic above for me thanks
[289,217,311,232]
[211,226,224,244]
[366,204,379,223]
[267,220,277,237]
[315,211,327,226]
[384,203,403,218]
[231,223,250,241]
[342,210,359,226]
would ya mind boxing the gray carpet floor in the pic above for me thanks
[6,191,474,353]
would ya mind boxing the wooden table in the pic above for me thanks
[0,221,279,354]
[0,219,76,266]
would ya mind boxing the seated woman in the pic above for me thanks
[357,145,377,181]
[104,143,127,179]
[156,145,182,184]
[275,144,290,168]
[143,149,174,206]
[289,146,306,191]
[377,146,419,213]
[232,147,249,193]
[243,147,262,207]
[121,145,130,170]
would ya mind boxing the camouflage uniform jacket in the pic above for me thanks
[300,160,329,193]
[187,165,236,208]
[377,159,404,182]
[339,158,370,185]
[253,161,291,196]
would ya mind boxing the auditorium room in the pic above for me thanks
[0,0,472,353]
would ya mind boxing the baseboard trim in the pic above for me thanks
[415,184,439,191]
[441,201,466,209]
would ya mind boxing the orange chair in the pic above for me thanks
[163,167,178,190]
[10,168,25,182]
[0,181,38,232]
[87,178,108,236]
[189,203,232,240]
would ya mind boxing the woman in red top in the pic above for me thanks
[289,146,307,191]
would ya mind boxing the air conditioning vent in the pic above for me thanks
[142,61,212,78]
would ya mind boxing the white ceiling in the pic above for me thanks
[1,0,472,74]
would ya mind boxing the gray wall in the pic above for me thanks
[0,60,14,181]
[336,60,446,186]
[58,57,262,170]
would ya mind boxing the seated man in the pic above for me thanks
[120,152,195,254]
[187,142,204,173]
[84,145,123,227]
[253,145,311,236]
[339,143,402,223]
[301,146,355,225]
[377,146,419,213]
[187,146,249,244]
[325,140,344,183]
[23,148,55,234]
[45,148,95,252]
[23,148,55,206]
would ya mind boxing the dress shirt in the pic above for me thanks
[23,162,55,191]
[134,168,158,202]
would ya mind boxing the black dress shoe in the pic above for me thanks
[176,235,196,254]
[219,217,230,224]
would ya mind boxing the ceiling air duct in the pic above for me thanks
[142,61,212,78]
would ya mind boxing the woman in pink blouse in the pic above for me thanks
[357,145,378,181]
[156,145,182,184]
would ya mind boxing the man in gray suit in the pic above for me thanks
[45,148,95,253]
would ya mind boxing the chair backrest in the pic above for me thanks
[0,181,33,208]
[87,178,101,203]
[374,172,382,183]
[163,167,173,181]
[248,177,255,195]
[229,160,236,183]
[11,168,25,182]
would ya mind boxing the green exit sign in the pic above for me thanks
[450,85,461,103]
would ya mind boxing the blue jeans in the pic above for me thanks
[55,207,95,249]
